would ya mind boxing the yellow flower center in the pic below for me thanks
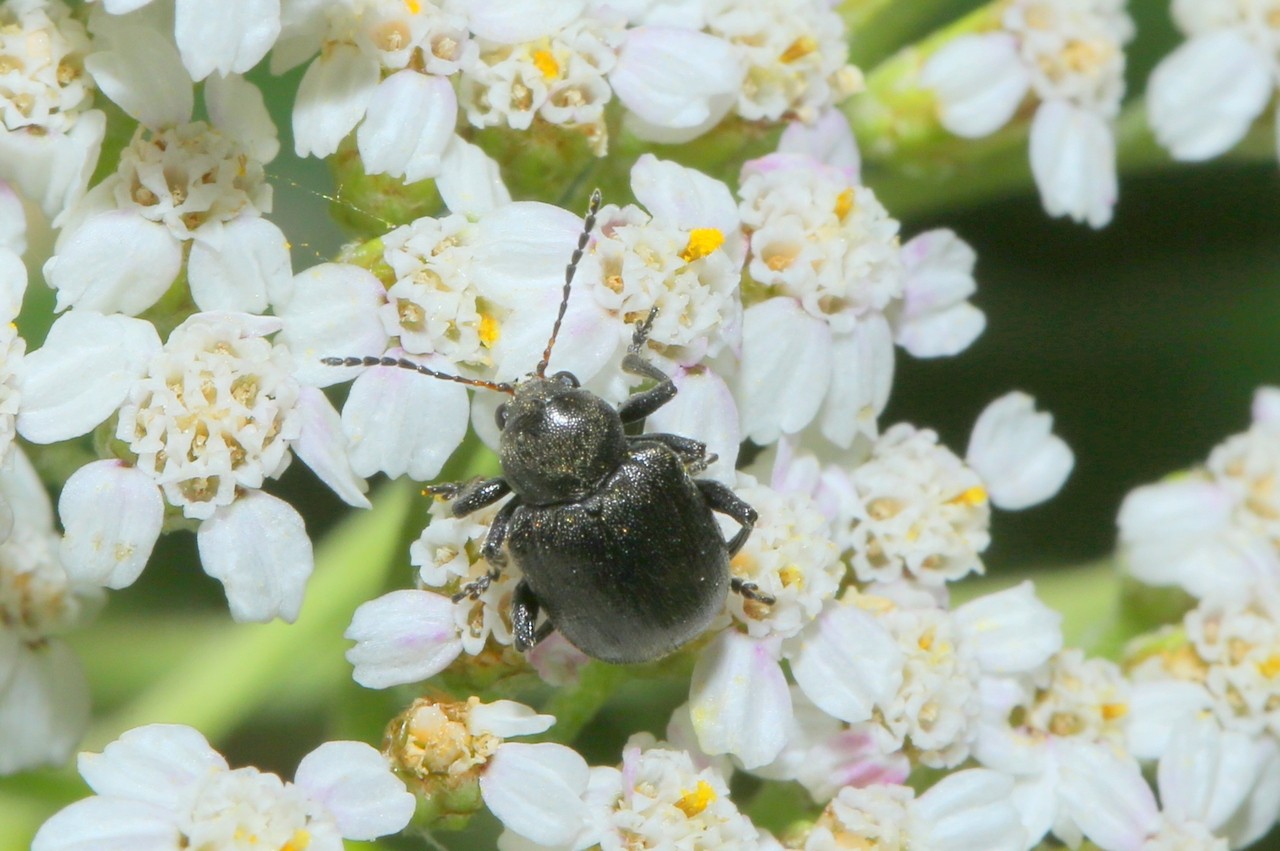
[679,228,725,263]
[533,49,560,80]
[675,780,717,817]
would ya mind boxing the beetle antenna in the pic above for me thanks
[321,356,516,395]
[536,188,602,379]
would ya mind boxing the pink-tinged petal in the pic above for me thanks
[1058,741,1157,851]
[1252,387,1280,427]
[466,0,587,43]
[778,109,861,178]
[188,216,291,314]
[472,202,586,304]
[197,492,313,623]
[293,386,369,509]
[0,247,25,324]
[357,71,457,183]
[914,769,1026,851]
[294,741,414,839]
[101,0,156,11]
[44,212,183,314]
[0,641,89,774]
[921,34,1030,138]
[487,277,616,384]
[646,367,739,482]
[1029,101,1117,228]
[293,46,381,158]
[788,604,903,723]
[689,631,791,769]
[277,262,388,387]
[819,316,893,449]
[174,0,280,79]
[204,74,279,163]
[966,392,1073,510]
[342,354,470,480]
[897,229,983,358]
[344,589,463,688]
[738,298,832,444]
[18,311,161,443]
[630,154,739,238]
[78,724,226,810]
[85,26,192,128]
[31,796,180,851]
[0,112,106,223]
[437,136,510,216]
[480,742,589,845]
[1148,30,1272,162]
[59,460,164,589]
[953,582,1062,674]
[611,27,743,132]
[1126,680,1214,760]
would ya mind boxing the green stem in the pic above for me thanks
[84,480,413,749]
[838,0,970,68]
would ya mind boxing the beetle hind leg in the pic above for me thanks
[512,579,554,652]
[730,577,776,606]
[696,480,758,556]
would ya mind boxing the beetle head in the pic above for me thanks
[498,371,627,504]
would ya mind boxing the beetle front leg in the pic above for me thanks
[697,480,758,556]
[618,308,677,424]
[451,497,521,602]
[511,579,555,651]
[426,476,511,518]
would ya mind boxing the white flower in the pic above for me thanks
[922,0,1134,227]
[96,0,282,80]
[48,27,286,315]
[0,0,104,221]
[0,447,102,775]
[1147,1,1280,162]
[803,769,1027,851]
[966,391,1074,510]
[19,311,367,622]
[31,723,414,850]
[1119,386,1280,602]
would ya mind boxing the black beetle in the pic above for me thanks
[324,191,770,664]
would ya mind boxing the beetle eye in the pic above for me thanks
[552,371,580,388]
[495,403,508,429]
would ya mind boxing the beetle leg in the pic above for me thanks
[511,579,553,651]
[631,432,706,462]
[697,480,758,556]
[451,497,521,602]
[731,577,776,606]
[426,476,512,518]
[618,309,677,423]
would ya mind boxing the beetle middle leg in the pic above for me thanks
[425,476,511,517]
[618,308,676,424]
[450,495,522,602]
[697,480,775,605]
[511,579,555,651]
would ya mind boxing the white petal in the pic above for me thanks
[292,386,370,509]
[187,216,291,313]
[952,582,1062,673]
[788,604,903,723]
[1029,101,1117,228]
[1227,742,1280,848]
[646,366,739,483]
[344,589,463,688]
[78,723,225,809]
[819,316,894,449]
[472,202,585,303]
[357,71,457,183]
[1148,30,1272,162]
[293,47,381,158]
[277,262,388,387]
[1252,387,1280,427]
[0,641,89,774]
[688,631,791,769]
[44,212,184,314]
[630,154,739,237]
[342,354,470,480]
[174,0,280,79]
[1126,680,1214,760]
[0,246,26,324]
[738,298,832,444]
[1,446,53,532]
[294,741,414,840]
[896,229,984,358]
[921,34,1030,138]
[31,796,180,851]
[204,73,280,163]
[437,136,511,216]
[480,742,590,846]
[197,492,314,623]
[18,311,161,443]
[1158,718,1261,831]
[913,769,1026,851]
[59,460,164,588]
[777,110,861,177]
[469,700,556,738]
[966,392,1073,510]
[85,26,192,127]
[0,113,106,223]
[611,27,743,131]
[466,0,587,43]
[1058,741,1158,851]
[0,180,26,255]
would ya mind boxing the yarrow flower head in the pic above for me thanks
[0,0,104,220]
[31,723,415,851]
[922,0,1135,227]
[18,310,368,623]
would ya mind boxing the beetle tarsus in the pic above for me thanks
[453,568,500,602]
[731,577,776,606]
